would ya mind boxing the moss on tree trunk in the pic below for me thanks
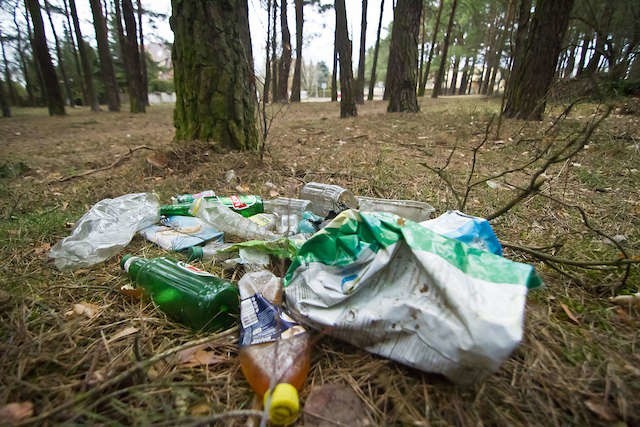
[171,0,259,150]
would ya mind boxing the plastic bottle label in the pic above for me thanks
[239,294,298,346]
[176,261,215,277]
[228,195,248,209]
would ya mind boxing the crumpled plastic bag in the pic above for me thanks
[49,193,160,270]
[284,210,542,384]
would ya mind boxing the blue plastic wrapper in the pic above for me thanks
[420,210,502,255]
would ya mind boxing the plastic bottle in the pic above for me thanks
[356,196,436,222]
[299,182,359,217]
[121,254,239,331]
[187,241,235,262]
[263,197,311,216]
[160,195,264,218]
[238,271,311,425]
[190,198,278,241]
[172,190,216,203]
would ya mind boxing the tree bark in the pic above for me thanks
[69,0,99,111]
[0,78,10,117]
[503,0,575,120]
[0,30,19,105]
[331,26,338,102]
[136,0,148,105]
[277,0,291,102]
[263,0,272,103]
[12,6,35,106]
[290,0,303,102]
[121,0,145,112]
[418,0,444,96]
[271,0,278,101]
[386,0,421,112]
[355,0,367,104]
[24,1,46,105]
[431,0,458,98]
[172,0,259,149]
[43,0,74,107]
[89,0,120,111]
[26,0,65,115]
[576,33,590,76]
[62,0,85,104]
[334,0,357,117]
[367,0,385,101]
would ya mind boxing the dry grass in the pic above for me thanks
[0,96,638,426]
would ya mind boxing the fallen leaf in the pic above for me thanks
[559,303,580,325]
[189,402,211,416]
[108,326,139,343]
[304,384,372,427]
[177,344,225,367]
[146,152,169,169]
[609,293,640,307]
[65,302,100,319]
[269,189,279,198]
[0,401,34,424]
[86,369,106,386]
[235,184,249,193]
[119,284,144,299]
[584,398,617,421]
[33,242,51,257]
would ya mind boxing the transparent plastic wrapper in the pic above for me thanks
[263,197,311,216]
[49,193,160,270]
[190,198,279,241]
[356,196,435,222]
[139,215,223,251]
[420,210,502,255]
[284,210,542,384]
[299,182,358,217]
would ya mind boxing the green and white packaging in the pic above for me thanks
[283,210,542,384]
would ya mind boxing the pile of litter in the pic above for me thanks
[49,182,543,424]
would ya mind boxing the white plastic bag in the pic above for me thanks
[49,193,160,270]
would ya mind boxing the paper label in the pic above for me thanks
[177,261,215,277]
[239,293,298,346]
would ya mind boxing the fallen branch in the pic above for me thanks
[503,241,639,268]
[53,145,154,183]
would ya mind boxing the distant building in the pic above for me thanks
[147,42,173,80]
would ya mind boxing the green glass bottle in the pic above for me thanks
[160,195,264,218]
[121,254,239,331]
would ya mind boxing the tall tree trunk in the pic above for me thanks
[331,27,338,101]
[387,0,421,112]
[263,0,272,103]
[449,55,460,95]
[43,0,74,107]
[26,0,65,115]
[69,0,99,111]
[334,0,357,117]
[271,0,278,102]
[458,56,469,95]
[136,0,148,105]
[417,4,426,94]
[12,5,35,106]
[503,0,575,120]
[0,78,10,117]
[419,0,444,96]
[277,0,291,102]
[431,0,458,98]
[355,0,367,104]
[121,0,145,112]
[89,0,120,111]
[172,0,259,149]
[62,0,85,103]
[466,55,476,94]
[576,33,590,76]
[564,41,577,78]
[367,0,385,101]
[584,31,603,76]
[25,2,46,105]
[0,30,19,105]
[290,0,303,102]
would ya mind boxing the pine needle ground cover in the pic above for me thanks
[0,97,638,425]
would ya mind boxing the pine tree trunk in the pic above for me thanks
[431,0,458,98]
[367,0,385,101]
[458,56,469,95]
[331,27,338,102]
[419,0,444,96]
[263,0,272,104]
[24,2,47,105]
[69,0,99,111]
[576,33,590,76]
[386,0,421,112]
[449,55,460,95]
[417,5,426,94]
[277,0,291,102]
[355,0,367,104]
[0,31,19,105]
[290,0,303,102]
[334,0,357,117]
[89,0,120,111]
[43,0,74,107]
[0,78,11,117]
[62,0,86,104]
[12,8,35,106]
[172,0,259,149]
[503,0,575,120]
[121,0,145,113]
[271,1,279,102]
[136,0,148,105]
[26,0,65,115]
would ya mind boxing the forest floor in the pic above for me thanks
[0,96,639,426]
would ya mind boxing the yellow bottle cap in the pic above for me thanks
[263,383,299,425]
